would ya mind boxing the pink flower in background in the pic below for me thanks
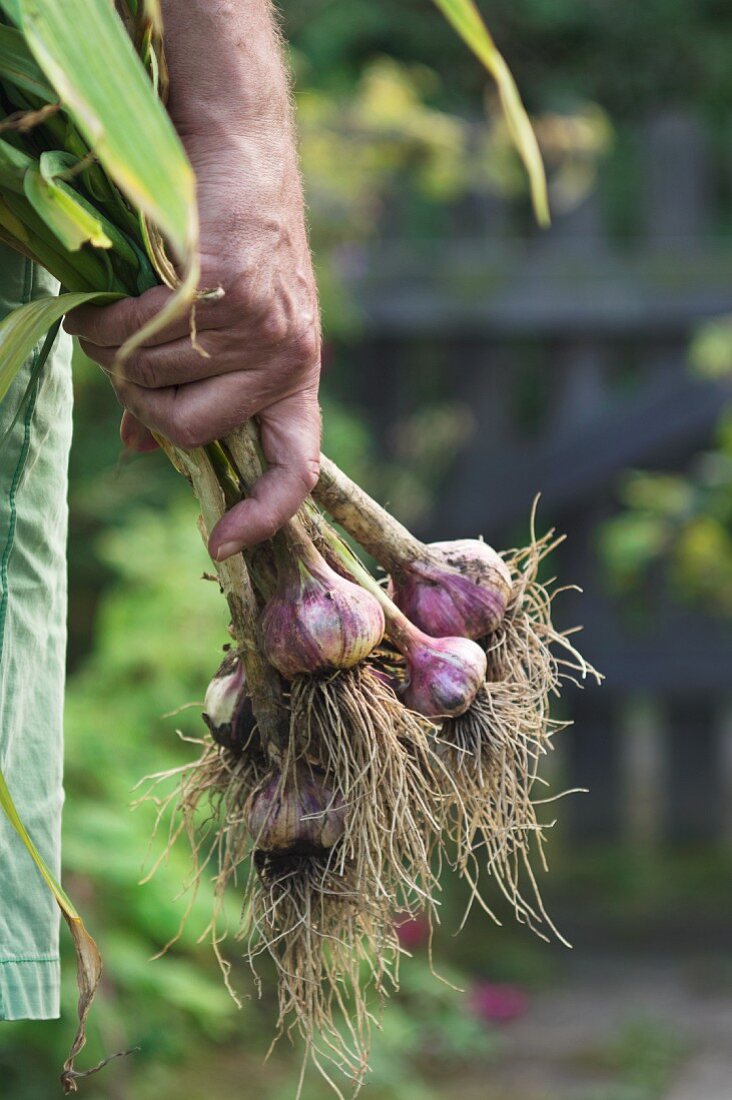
[394,913,430,950]
[468,981,529,1024]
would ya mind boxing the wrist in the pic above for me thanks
[188,133,308,267]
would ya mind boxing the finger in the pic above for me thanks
[79,332,226,388]
[65,285,190,348]
[79,329,289,392]
[120,410,158,453]
[111,371,263,449]
[208,389,322,557]
[65,279,235,348]
[80,329,307,393]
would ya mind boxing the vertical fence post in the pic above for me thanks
[665,697,720,843]
[716,703,732,847]
[621,696,666,850]
[644,111,709,247]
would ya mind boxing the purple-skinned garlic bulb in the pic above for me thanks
[400,628,487,718]
[247,764,346,857]
[203,651,256,755]
[261,525,385,680]
[389,540,512,641]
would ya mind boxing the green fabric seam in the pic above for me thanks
[0,260,41,675]
[0,956,60,965]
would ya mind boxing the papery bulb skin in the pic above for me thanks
[390,540,512,640]
[202,652,255,755]
[247,765,346,857]
[261,553,385,680]
[401,630,487,718]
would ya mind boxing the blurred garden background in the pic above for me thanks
[2,2,732,1097]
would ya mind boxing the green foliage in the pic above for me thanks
[692,313,732,379]
[356,963,497,1100]
[599,422,732,616]
[429,0,548,223]
[299,57,502,331]
[599,291,732,618]
[285,0,732,121]
[0,501,238,1099]
[0,292,115,403]
[1,1,728,1094]
[18,0,196,258]
[299,57,610,322]
[0,22,53,98]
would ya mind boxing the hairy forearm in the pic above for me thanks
[160,0,292,141]
[73,2,320,553]
[158,0,306,271]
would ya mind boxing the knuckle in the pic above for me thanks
[224,275,286,346]
[127,296,149,333]
[164,424,184,448]
[113,297,147,344]
[65,307,98,340]
[227,270,263,316]
[255,304,291,348]
[166,426,191,450]
[226,270,321,366]
[126,353,159,390]
[77,338,97,363]
[114,383,138,418]
[288,322,320,372]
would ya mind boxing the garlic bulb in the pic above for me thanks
[202,651,255,755]
[390,540,512,640]
[247,764,346,856]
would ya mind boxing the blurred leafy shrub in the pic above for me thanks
[599,320,732,616]
[297,56,610,330]
[285,0,732,122]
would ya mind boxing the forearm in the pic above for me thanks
[69,0,321,553]
[159,0,306,272]
[160,0,292,144]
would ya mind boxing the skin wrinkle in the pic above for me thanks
[64,0,321,556]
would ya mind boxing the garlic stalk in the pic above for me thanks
[315,453,425,572]
[159,438,288,752]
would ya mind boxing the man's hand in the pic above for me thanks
[64,0,321,560]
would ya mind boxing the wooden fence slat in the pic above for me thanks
[665,698,720,843]
[644,112,710,245]
[621,697,665,851]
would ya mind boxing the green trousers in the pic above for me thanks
[0,246,72,1020]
